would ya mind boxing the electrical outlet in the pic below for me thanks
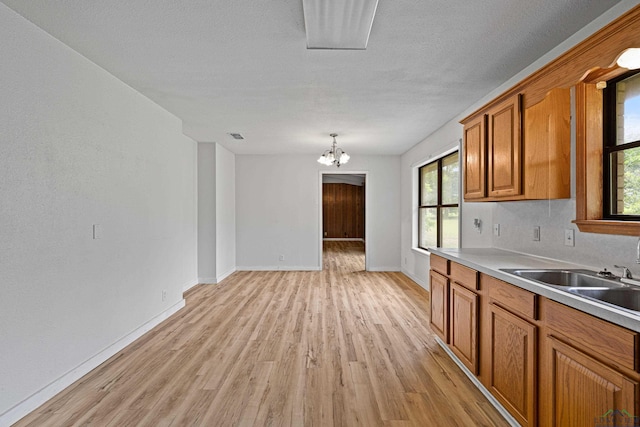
[564,229,575,247]
[279,254,285,261]
[493,223,500,237]
[533,226,540,241]
[473,218,482,233]
[162,290,167,301]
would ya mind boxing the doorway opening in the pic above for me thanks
[319,172,368,271]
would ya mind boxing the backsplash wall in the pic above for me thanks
[492,198,640,277]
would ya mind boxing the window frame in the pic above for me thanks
[602,69,640,221]
[417,150,460,250]
[574,78,640,236]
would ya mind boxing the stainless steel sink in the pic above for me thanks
[500,268,640,313]
[567,287,640,312]
[500,268,626,289]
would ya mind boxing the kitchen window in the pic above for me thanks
[418,151,459,250]
[603,70,640,220]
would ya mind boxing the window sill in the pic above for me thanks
[573,219,640,236]
[412,247,431,257]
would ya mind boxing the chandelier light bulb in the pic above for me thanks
[617,48,640,70]
[317,133,350,167]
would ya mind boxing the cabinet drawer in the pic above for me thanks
[541,298,638,372]
[450,262,478,291]
[430,254,449,276]
[484,274,536,319]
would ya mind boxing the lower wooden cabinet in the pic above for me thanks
[429,270,449,342]
[429,260,640,427]
[449,282,479,374]
[541,336,639,427]
[487,303,536,427]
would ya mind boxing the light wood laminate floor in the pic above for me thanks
[16,241,508,426]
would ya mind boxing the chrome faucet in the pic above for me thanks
[615,265,633,279]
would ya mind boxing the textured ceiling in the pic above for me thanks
[1,0,621,155]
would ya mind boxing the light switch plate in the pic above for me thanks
[493,224,500,237]
[93,224,102,240]
[533,226,540,241]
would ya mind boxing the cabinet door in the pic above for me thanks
[449,282,478,374]
[487,95,522,198]
[429,270,449,342]
[463,115,486,200]
[488,304,536,427]
[541,336,638,427]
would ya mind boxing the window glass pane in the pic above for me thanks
[616,72,640,145]
[441,152,459,205]
[610,147,640,215]
[440,207,459,248]
[419,208,437,249]
[420,163,438,206]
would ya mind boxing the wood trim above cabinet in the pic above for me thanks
[461,6,640,121]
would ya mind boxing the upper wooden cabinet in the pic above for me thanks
[487,95,522,198]
[460,5,640,221]
[462,89,570,202]
[463,115,486,200]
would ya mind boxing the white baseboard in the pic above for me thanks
[197,277,217,284]
[434,337,520,427]
[216,267,236,283]
[367,266,401,272]
[401,269,428,290]
[236,265,322,271]
[0,300,185,427]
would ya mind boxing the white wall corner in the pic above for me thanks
[401,269,429,290]
[197,277,218,285]
[182,279,200,292]
[216,267,237,284]
[367,266,402,272]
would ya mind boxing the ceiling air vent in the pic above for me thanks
[228,133,245,140]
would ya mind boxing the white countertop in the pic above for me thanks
[429,247,640,333]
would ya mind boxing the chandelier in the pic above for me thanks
[317,133,350,167]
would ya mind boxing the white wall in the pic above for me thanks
[0,4,197,422]
[215,144,236,282]
[198,143,217,283]
[399,1,640,290]
[236,154,401,271]
[400,121,493,289]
